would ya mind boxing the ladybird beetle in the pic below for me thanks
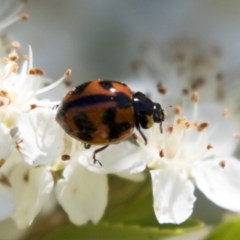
[56,79,164,165]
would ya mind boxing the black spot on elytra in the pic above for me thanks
[56,107,65,121]
[74,113,96,141]
[56,106,72,133]
[63,92,131,110]
[99,80,113,90]
[102,108,131,141]
[73,82,90,95]
[115,92,132,108]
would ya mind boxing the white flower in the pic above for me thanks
[193,156,240,213]
[53,132,146,225]
[9,161,54,228]
[136,94,240,224]
[16,112,109,226]
[0,122,12,159]
[0,148,54,229]
[0,45,71,228]
[151,168,195,224]
[79,140,147,174]
[0,49,69,128]
[16,106,64,166]
[0,173,14,221]
[56,157,108,225]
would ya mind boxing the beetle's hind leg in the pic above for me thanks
[93,145,109,166]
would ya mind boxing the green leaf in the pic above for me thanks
[104,174,157,225]
[41,221,203,240]
[205,217,240,240]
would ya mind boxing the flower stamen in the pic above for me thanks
[61,154,71,161]
[29,67,44,76]
[197,121,209,132]
[11,41,21,49]
[233,132,240,139]
[206,144,213,150]
[8,52,19,62]
[159,149,165,158]
[0,174,11,187]
[222,108,230,118]
[219,160,226,168]
[191,91,200,103]
[173,105,182,115]
[36,68,72,96]
[157,82,167,95]
[167,124,173,133]
[23,172,29,182]
[0,159,6,168]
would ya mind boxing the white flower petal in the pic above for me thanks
[0,123,13,159]
[194,156,240,212]
[0,149,22,175]
[56,160,108,225]
[17,107,64,166]
[150,168,196,224]
[195,102,239,155]
[0,181,14,220]
[10,163,53,228]
[79,141,147,174]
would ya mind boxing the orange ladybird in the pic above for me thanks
[56,79,164,165]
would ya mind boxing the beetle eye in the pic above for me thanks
[153,103,164,123]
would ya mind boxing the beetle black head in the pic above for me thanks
[132,92,164,130]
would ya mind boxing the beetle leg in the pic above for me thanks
[160,122,163,134]
[93,145,109,166]
[84,143,91,149]
[136,124,147,145]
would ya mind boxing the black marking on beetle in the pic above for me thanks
[74,113,96,141]
[73,82,90,95]
[99,80,113,90]
[56,107,73,135]
[133,91,155,129]
[153,103,164,123]
[64,92,132,110]
[102,108,131,141]
[133,92,154,116]
[100,80,128,89]
[56,106,67,119]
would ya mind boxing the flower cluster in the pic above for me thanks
[0,47,72,228]
[136,93,240,223]
[128,38,240,223]
[1,3,240,232]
